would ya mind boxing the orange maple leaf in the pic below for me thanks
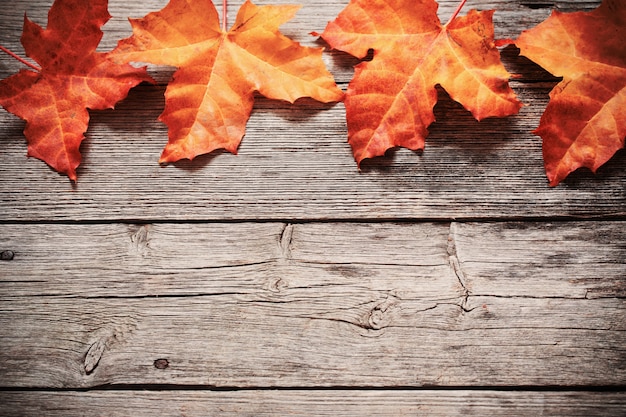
[0,0,153,181]
[516,0,625,186]
[111,0,343,164]
[321,0,522,166]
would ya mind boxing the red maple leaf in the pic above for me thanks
[321,0,522,166]
[516,0,625,186]
[111,0,343,164]
[0,0,153,181]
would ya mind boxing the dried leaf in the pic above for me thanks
[0,0,153,181]
[112,0,343,163]
[321,0,522,166]
[516,0,625,186]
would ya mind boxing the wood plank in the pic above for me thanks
[1,221,623,298]
[2,0,622,408]
[0,221,623,388]
[0,83,622,222]
[452,222,626,299]
[1,390,625,416]
[1,0,623,222]
[1,295,623,388]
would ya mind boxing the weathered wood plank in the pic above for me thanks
[1,295,623,388]
[1,0,623,411]
[0,84,623,221]
[1,0,623,222]
[452,222,626,299]
[1,390,625,416]
[1,221,623,298]
[0,221,623,388]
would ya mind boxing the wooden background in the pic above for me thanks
[0,0,624,415]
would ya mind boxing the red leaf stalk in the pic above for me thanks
[0,45,41,72]
[445,0,467,27]
[223,0,228,31]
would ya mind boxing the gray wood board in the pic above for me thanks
[0,221,623,388]
[1,0,623,222]
[1,221,624,299]
[0,0,623,413]
[1,391,625,416]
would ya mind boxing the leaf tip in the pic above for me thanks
[547,178,561,187]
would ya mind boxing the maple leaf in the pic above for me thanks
[320,0,522,166]
[516,0,625,186]
[0,0,153,181]
[111,0,343,164]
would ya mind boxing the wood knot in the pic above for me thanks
[367,306,385,330]
[268,276,288,293]
[129,224,152,254]
[0,250,15,261]
[362,296,397,331]
[154,358,170,369]
[84,339,107,375]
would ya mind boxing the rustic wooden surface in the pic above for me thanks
[0,0,624,415]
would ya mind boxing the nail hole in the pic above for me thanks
[154,358,169,369]
[0,250,15,261]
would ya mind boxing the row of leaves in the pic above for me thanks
[0,0,623,185]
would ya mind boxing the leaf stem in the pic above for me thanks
[445,0,467,27]
[0,45,41,71]
[222,0,227,31]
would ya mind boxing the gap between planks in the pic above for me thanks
[0,389,625,417]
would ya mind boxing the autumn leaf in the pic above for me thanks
[0,0,153,181]
[320,0,522,166]
[111,0,343,164]
[516,0,625,186]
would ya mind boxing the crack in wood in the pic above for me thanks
[279,223,294,260]
[288,293,410,336]
[299,301,441,337]
[447,223,474,313]
[77,292,250,300]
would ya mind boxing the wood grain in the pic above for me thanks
[0,222,623,388]
[0,0,624,414]
[1,295,623,388]
[0,0,623,222]
[2,221,623,298]
[1,390,625,416]
[0,83,623,221]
